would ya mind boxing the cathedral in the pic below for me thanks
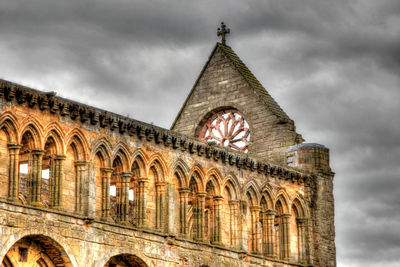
[0,23,336,267]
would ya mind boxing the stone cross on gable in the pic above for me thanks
[217,22,230,45]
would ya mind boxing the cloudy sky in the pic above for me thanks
[1,0,399,266]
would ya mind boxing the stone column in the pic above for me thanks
[119,172,132,224]
[261,211,268,255]
[136,177,149,227]
[29,149,44,207]
[195,192,207,241]
[51,155,66,209]
[229,200,240,248]
[101,167,113,220]
[7,144,21,202]
[178,187,189,236]
[281,213,292,261]
[155,182,166,231]
[212,195,223,244]
[250,206,261,253]
[49,157,55,207]
[264,209,276,257]
[74,161,87,214]
[297,217,308,263]
[114,172,121,218]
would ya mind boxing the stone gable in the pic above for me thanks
[172,43,303,164]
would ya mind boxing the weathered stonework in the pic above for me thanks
[0,40,335,267]
[171,44,304,164]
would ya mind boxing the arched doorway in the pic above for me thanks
[1,235,73,267]
[104,254,147,267]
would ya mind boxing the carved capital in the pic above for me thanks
[7,144,22,151]
[250,205,261,212]
[213,195,224,202]
[120,171,133,178]
[74,160,88,167]
[55,154,67,161]
[137,177,149,183]
[178,187,190,193]
[266,209,276,216]
[31,149,44,155]
[196,192,207,198]
[101,167,114,174]
[280,213,292,219]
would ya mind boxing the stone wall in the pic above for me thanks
[286,143,335,266]
[0,201,310,267]
[0,76,335,266]
[171,45,303,164]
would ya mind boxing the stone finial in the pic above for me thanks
[217,22,230,45]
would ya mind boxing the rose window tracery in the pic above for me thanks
[199,109,250,153]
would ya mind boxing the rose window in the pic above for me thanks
[199,109,250,152]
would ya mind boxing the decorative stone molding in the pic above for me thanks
[0,80,310,184]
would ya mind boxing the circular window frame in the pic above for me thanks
[199,109,251,153]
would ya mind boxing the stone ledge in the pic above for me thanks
[0,79,311,183]
[0,200,312,267]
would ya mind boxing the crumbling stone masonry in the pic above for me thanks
[0,38,336,266]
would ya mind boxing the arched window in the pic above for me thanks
[131,155,146,226]
[1,235,74,267]
[199,109,250,152]
[149,159,165,231]
[205,179,216,242]
[275,197,291,261]
[171,165,187,235]
[188,172,205,241]
[222,179,239,248]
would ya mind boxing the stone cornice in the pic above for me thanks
[0,79,310,184]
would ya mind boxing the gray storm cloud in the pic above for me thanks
[1,0,399,266]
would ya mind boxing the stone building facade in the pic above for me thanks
[0,35,336,266]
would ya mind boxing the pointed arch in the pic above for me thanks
[147,153,168,182]
[275,189,290,213]
[188,165,206,241]
[112,141,131,165]
[91,137,113,167]
[0,112,19,200]
[260,185,274,211]
[189,164,205,192]
[291,197,307,218]
[290,194,309,263]
[243,180,261,206]
[222,174,240,201]
[170,159,190,187]
[65,128,89,160]
[19,122,43,149]
[244,180,261,253]
[0,111,19,143]
[131,154,147,178]
[189,172,204,193]
[132,148,149,163]
[169,159,189,235]
[169,158,190,188]
[221,175,240,248]
[43,126,64,155]
[20,116,44,143]
[112,150,129,172]
[205,168,222,195]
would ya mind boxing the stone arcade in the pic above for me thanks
[0,24,336,267]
